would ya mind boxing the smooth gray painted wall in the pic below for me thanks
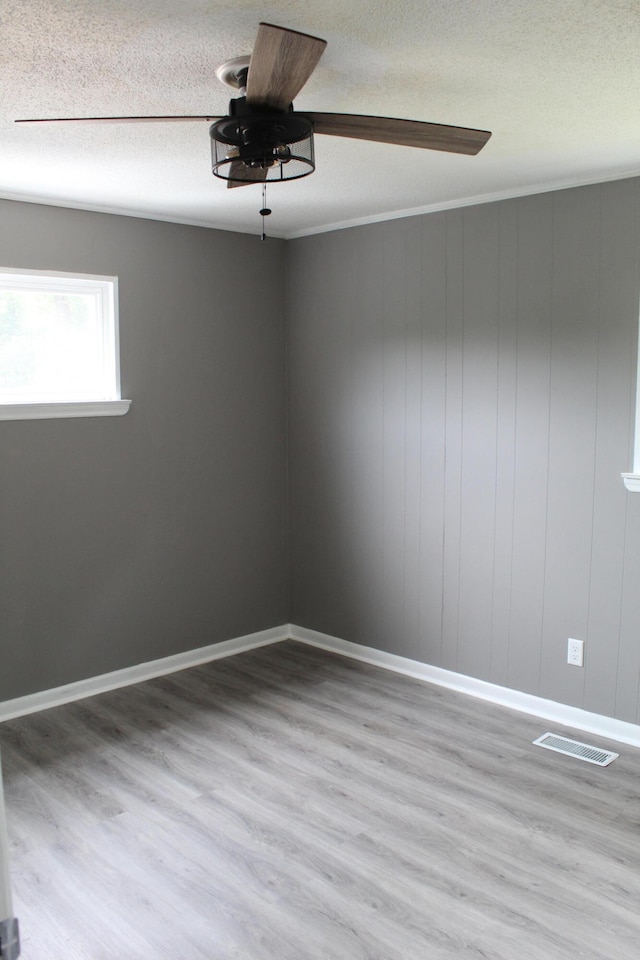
[287,178,640,724]
[0,200,287,700]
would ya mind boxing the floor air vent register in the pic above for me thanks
[532,733,618,766]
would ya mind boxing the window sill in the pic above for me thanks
[0,400,131,421]
[621,473,640,492]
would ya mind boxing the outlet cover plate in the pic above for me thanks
[568,637,584,667]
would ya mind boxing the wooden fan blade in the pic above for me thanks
[303,112,491,155]
[246,23,326,111]
[15,115,221,124]
[226,161,268,188]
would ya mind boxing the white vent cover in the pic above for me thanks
[532,733,618,766]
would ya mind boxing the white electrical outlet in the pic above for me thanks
[567,637,584,667]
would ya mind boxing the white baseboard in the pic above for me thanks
[0,625,289,723]
[3,622,639,750]
[289,624,640,749]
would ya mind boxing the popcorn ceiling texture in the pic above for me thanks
[2,0,640,236]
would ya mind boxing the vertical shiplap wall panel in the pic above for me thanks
[457,204,501,681]
[403,217,428,661]
[380,221,412,655]
[539,187,600,707]
[336,228,362,643]
[287,233,342,629]
[489,201,519,686]
[287,177,640,722]
[417,212,448,665]
[320,229,357,636]
[347,226,386,647]
[615,181,640,723]
[586,180,639,718]
[440,211,465,671]
[505,194,553,697]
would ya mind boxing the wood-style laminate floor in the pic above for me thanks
[1,640,639,959]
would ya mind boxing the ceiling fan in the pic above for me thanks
[16,22,492,192]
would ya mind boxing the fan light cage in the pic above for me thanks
[210,115,315,183]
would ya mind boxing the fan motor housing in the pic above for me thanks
[210,99,315,182]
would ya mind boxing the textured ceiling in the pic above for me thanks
[1,0,640,238]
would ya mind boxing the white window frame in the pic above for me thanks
[0,267,130,421]
[621,303,640,491]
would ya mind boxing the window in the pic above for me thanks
[622,328,640,490]
[0,268,130,420]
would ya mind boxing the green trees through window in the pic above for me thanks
[0,270,119,405]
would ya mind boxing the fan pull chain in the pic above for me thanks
[259,182,271,240]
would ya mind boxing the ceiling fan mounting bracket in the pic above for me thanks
[215,56,251,91]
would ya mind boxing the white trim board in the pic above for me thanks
[286,167,640,239]
[2,623,639,749]
[289,625,640,749]
[4,167,640,241]
[0,625,289,722]
[0,399,131,421]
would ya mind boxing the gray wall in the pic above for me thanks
[0,199,288,701]
[3,178,640,726]
[287,178,640,724]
